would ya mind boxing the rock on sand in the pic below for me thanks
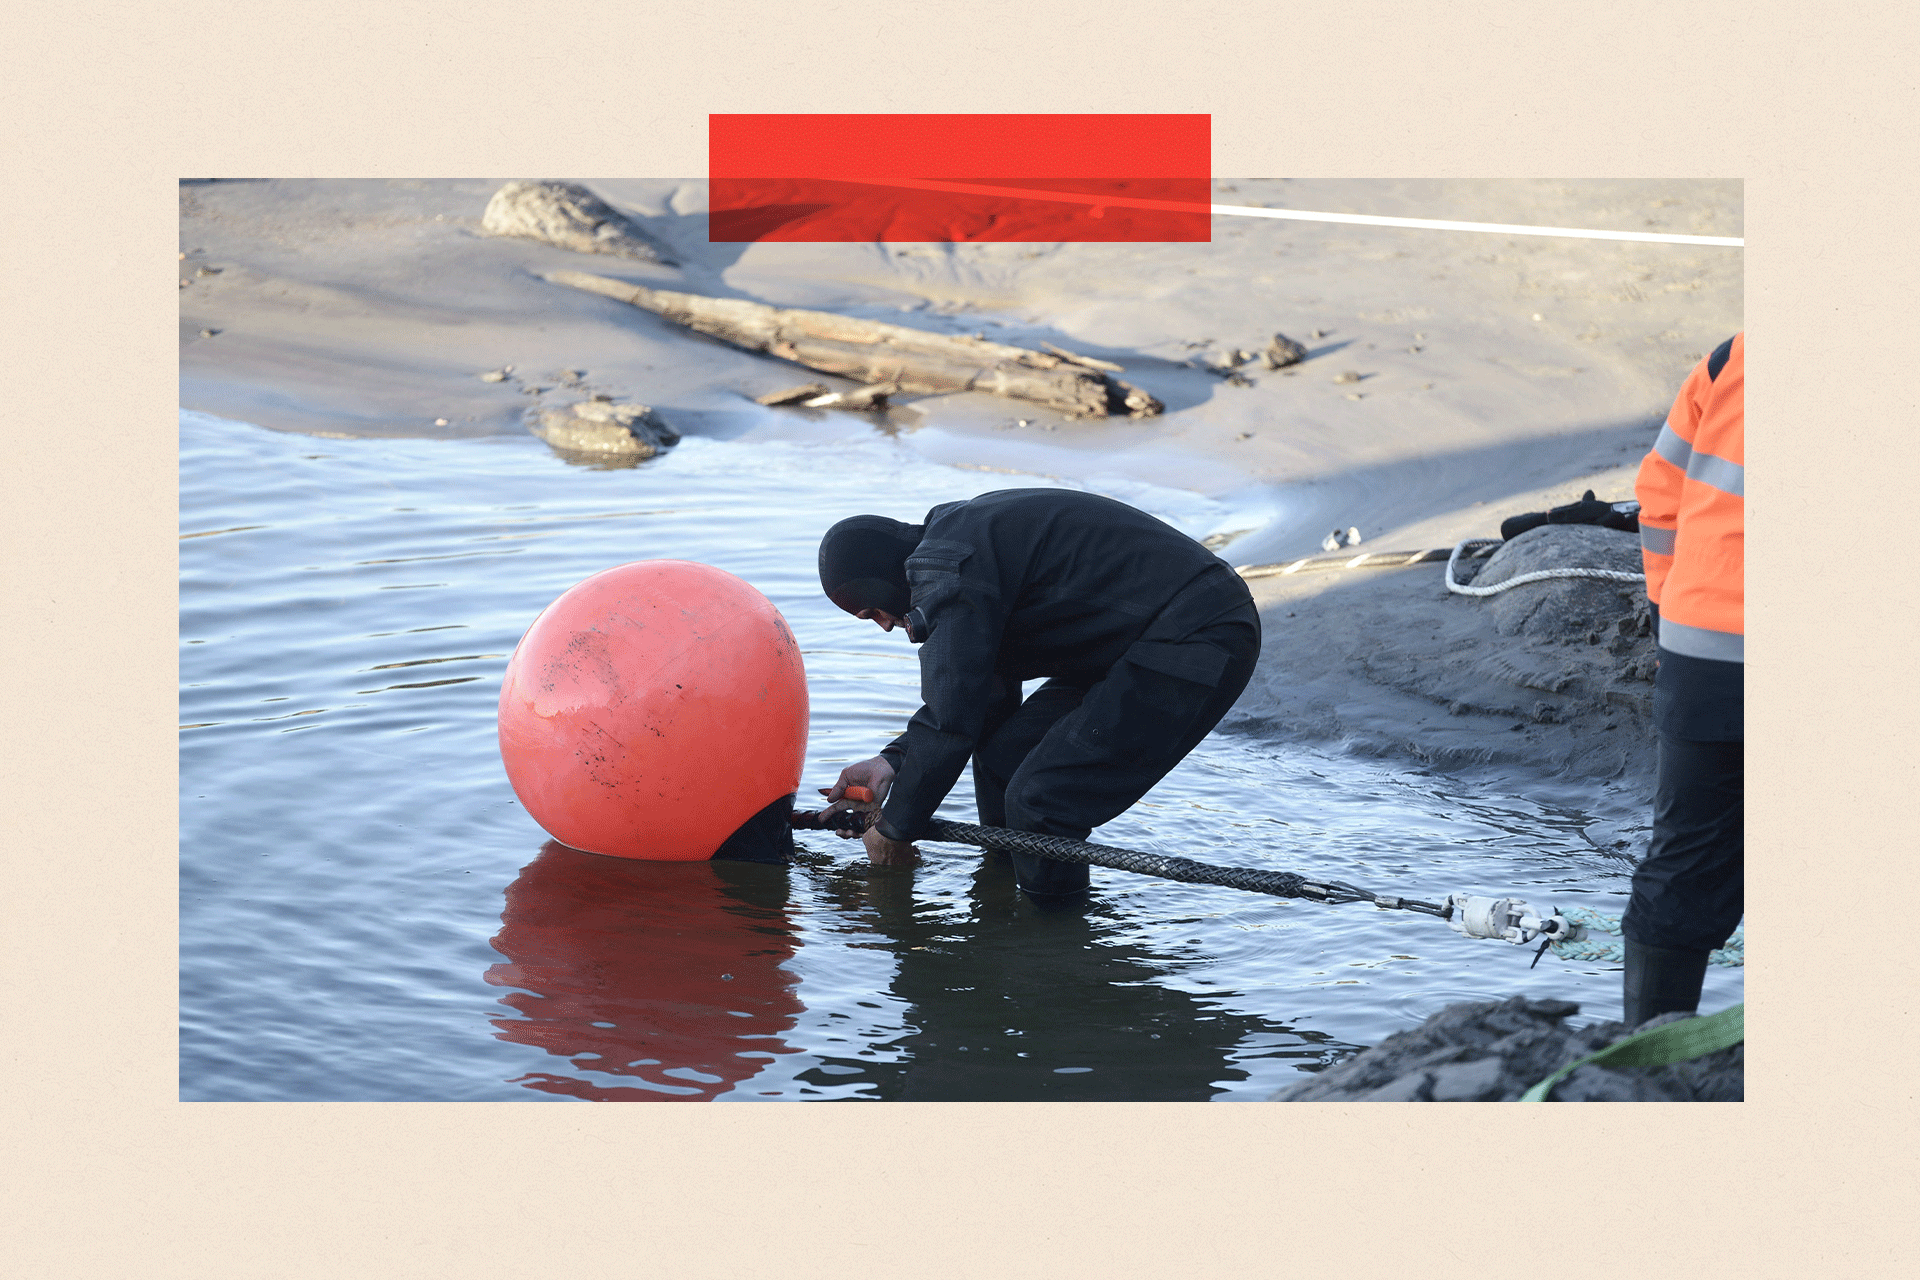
[1471,524,1648,644]
[481,181,679,266]
[527,399,680,459]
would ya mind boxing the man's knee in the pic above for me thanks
[975,683,1084,827]
[1002,782,1093,842]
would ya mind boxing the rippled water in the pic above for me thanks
[179,408,1742,1101]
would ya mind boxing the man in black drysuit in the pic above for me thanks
[817,489,1261,897]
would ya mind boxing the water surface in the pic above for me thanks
[179,409,1741,1101]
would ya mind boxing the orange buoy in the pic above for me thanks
[497,560,808,860]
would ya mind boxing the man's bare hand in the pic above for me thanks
[820,756,896,838]
[862,822,920,866]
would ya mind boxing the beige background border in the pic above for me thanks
[6,0,1912,1273]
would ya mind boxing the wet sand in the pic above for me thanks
[179,177,1741,790]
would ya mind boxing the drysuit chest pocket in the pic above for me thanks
[904,540,972,619]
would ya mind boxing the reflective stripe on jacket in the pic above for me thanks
[1636,333,1744,663]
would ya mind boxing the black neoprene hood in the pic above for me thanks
[818,515,923,616]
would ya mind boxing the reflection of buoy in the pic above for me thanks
[486,841,801,1100]
[498,561,808,860]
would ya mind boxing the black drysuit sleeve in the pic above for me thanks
[875,539,1010,841]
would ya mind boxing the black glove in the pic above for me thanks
[1500,491,1640,540]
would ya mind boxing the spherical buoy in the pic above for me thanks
[498,561,808,860]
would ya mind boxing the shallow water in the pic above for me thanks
[179,408,1742,1101]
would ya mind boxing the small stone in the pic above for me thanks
[479,369,510,382]
[528,399,680,458]
[1532,313,1545,322]
[1345,393,1364,400]
[1333,370,1362,384]
[196,266,222,277]
[1311,328,1328,339]
[1408,345,1424,353]
[198,328,220,338]
[434,417,450,426]
[1263,332,1309,369]
[1236,431,1254,441]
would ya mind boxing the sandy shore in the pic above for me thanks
[179,177,1741,793]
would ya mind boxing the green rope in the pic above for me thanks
[1550,906,1743,968]
[1519,1003,1744,1101]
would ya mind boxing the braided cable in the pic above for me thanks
[796,809,1451,916]
[921,818,1449,916]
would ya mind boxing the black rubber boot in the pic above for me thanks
[1621,939,1712,1027]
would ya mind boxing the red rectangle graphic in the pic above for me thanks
[708,114,1212,243]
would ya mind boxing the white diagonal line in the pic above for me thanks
[1209,203,1742,247]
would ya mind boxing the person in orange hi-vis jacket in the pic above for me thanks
[1622,333,1744,1026]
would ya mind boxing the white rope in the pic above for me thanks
[1235,544,1491,579]
[1208,204,1743,248]
[1552,907,1745,968]
[817,178,1746,247]
[1444,538,1644,598]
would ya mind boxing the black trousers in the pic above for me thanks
[1623,735,1744,953]
[970,601,1261,895]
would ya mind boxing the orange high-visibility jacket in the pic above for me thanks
[1636,333,1744,664]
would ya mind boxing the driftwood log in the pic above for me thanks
[545,270,1163,419]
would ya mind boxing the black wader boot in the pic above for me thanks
[1621,938,1712,1028]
